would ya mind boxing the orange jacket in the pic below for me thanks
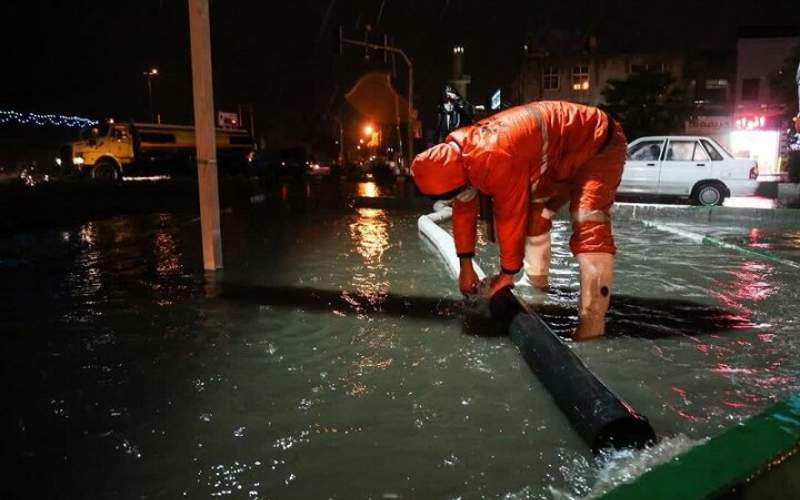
[413,101,612,274]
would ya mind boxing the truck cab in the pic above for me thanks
[60,120,135,179]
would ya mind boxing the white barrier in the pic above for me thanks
[417,203,486,281]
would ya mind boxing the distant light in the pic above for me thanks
[723,196,776,209]
[122,175,171,182]
[0,109,97,128]
[358,181,379,198]
[55,158,62,166]
[364,124,374,135]
[453,46,464,54]
[730,130,780,175]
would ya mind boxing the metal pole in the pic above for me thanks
[249,103,255,139]
[146,76,154,122]
[188,0,223,271]
[795,59,799,116]
[407,63,414,172]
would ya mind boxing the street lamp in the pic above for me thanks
[143,68,159,123]
[340,33,414,173]
[364,124,374,136]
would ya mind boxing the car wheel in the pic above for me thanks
[91,160,120,181]
[692,182,724,206]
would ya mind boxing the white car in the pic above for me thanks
[618,135,759,206]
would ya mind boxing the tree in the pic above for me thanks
[601,70,694,140]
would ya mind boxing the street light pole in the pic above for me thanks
[341,36,414,172]
[143,68,159,123]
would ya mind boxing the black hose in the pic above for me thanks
[489,287,657,454]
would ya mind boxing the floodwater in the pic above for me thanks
[3,182,800,499]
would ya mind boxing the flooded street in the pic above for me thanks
[4,183,800,498]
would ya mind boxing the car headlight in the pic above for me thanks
[73,156,85,165]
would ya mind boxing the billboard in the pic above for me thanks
[217,111,240,129]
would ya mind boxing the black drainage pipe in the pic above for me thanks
[490,287,657,454]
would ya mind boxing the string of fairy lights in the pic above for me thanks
[0,109,98,128]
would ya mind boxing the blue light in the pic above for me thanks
[0,109,98,128]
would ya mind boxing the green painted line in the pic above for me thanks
[599,393,800,500]
[639,220,800,270]
[701,235,800,269]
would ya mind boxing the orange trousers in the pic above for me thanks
[526,122,626,255]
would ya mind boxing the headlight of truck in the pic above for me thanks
[73,156,85,165]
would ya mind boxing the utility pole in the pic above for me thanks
[341,33,414,172]
[188,0,223,271]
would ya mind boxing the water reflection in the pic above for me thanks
[154,220,182,276]
[356,181,381,198]
[79,221,97,246]
[708,260,777,318]
[349,208,389,264]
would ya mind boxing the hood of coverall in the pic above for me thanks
[410,143,467,196]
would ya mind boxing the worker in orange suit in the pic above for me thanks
[411,101,626,340]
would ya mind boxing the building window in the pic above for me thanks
[572,65,589,91]
[630,62,670,74]
[741,78,760,101]
[705,79,729,89]
[542,66,559,91]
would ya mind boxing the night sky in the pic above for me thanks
[1,0,798,145]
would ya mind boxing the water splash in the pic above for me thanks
[546,434,706,499]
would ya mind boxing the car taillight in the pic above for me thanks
[749,165,759,180]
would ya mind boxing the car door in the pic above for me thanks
[111,125,134,164]
[621,139,665,193]
[658,139,712,195]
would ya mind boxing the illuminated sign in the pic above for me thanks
[686,116,732,135]
[217,111,240,129]
[491,89,501,110]
[735,115,767,130]
[735,114,782,130]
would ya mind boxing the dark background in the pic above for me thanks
[1,0,798,146]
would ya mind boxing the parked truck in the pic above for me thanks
[58,120,254,180]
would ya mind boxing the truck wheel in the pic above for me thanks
[92,160,120,181]
[691,182,725,206]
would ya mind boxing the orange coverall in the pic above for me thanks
[412,100,626,275]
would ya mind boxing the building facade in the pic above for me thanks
[730,28,799,178]
[512,28,800,177]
